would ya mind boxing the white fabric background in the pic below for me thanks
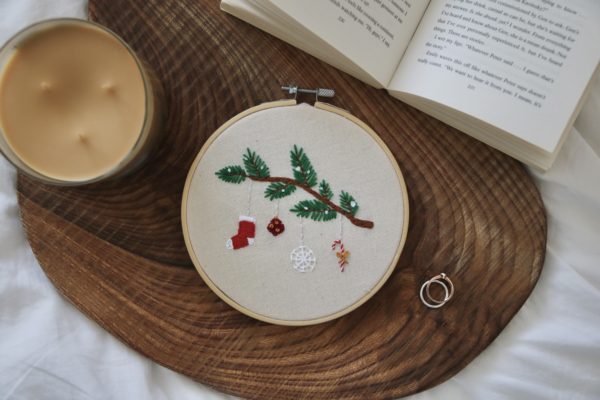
[0,1,599,399]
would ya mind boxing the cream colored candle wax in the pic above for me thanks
[0,20,150,183]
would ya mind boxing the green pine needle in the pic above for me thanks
[243,148,270,178]
[215,165,247,184]
[290,145,317,187]
[264,182,296,200]
[318,180,333,199]
[290,199,337,222]
[340,191,359,216]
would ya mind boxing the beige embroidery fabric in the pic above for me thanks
[184,103,406,323]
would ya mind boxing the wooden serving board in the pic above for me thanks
[16,0,546,399]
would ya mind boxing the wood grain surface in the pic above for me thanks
[16,0,547,398]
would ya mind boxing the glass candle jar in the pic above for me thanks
[0,18,164,185]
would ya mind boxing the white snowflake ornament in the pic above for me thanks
[290,245,316,272]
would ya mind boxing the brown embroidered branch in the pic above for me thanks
[215,146,374,229]
[250,176,374,229]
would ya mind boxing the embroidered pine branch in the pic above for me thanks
[290,145,317,187]
[339,191,359,216]
[215,165,246,183]
[319,180,333,200]
[215,146,374,229]
[290,200,337,222]
[258,175,373,229]
[264,182,296,199]
[243,148,270,178]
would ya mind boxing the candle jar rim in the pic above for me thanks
[0,18,162,186]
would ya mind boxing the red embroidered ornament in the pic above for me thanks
[267,217,285,236]
[226,215,256,250]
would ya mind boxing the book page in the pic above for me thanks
[389,0,600,152]
[266,0,430,87]
[222,0,383,87]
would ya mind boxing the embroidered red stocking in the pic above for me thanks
[226,215,256,250]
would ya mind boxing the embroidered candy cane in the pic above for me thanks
[331,239,349,272]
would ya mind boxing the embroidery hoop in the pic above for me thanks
[181,99,409,326]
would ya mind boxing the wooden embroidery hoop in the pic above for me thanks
[181,99,409,326]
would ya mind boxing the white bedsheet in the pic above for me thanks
[0,1,598,399]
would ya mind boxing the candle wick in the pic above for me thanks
[77,132,88,143]
[101,82,116,94]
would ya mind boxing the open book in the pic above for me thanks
[221,0,600,169]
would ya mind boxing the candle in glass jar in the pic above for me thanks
[0,19,162,184]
